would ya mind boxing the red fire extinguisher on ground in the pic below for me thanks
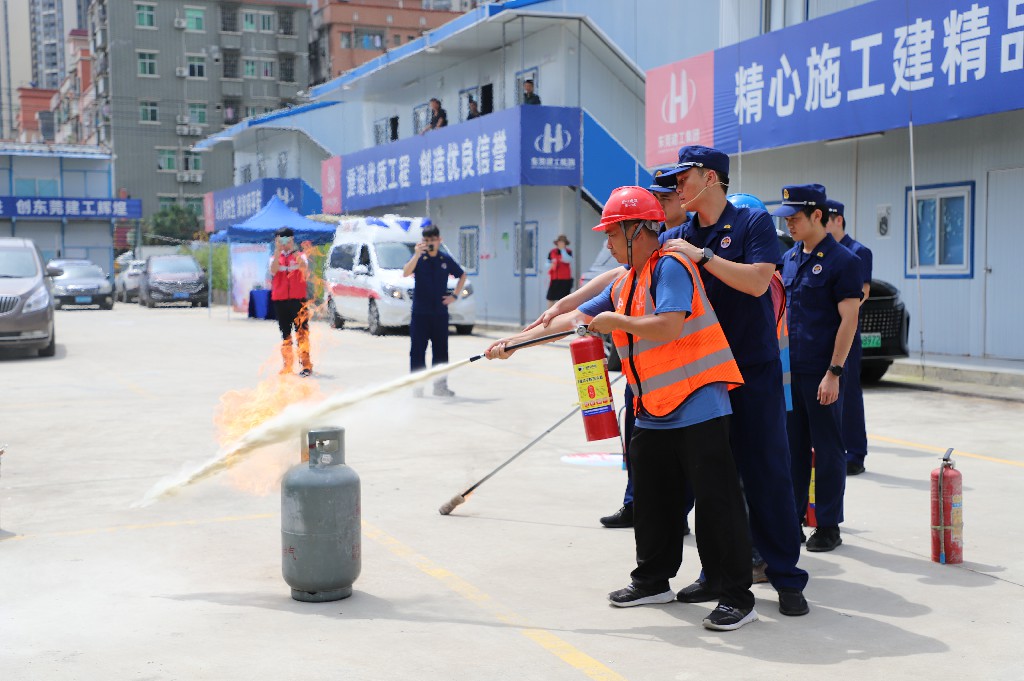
[570,332,620,442]
[931,448,963,564]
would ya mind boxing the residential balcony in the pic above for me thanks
[276,35,298,53]
[222,79,244,98]
[278,82,301,100]
[220,32,242,50]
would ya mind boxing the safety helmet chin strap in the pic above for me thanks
[621,220,646,271]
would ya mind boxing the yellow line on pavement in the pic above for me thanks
[869,434,1024,468]
[363,521,627,681]
[1,513,274,542]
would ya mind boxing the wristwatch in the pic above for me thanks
[828,364,844,377]
[698,247,715,267]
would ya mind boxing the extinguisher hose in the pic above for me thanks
[468,325,589,362]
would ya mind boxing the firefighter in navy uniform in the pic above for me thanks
[824,199,873,476]
[402,224,466,397]
[773,185,863,553]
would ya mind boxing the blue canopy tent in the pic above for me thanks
[228,195,336,245]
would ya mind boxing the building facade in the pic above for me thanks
[51,29,92,145]
[87,0,310,218]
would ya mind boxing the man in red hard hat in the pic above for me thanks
[485,187,757,632]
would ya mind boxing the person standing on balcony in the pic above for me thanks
[420,98,447,134]
[545,235,573,308]
[467,99,481,120]
[522,79,541,105]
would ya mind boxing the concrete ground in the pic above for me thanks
[1,304,1021,680]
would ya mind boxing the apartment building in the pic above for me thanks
[87,0,310,217]
[50,29,92,145]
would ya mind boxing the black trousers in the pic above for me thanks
[630,417,754,610]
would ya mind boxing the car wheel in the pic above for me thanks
[367,299,383,336]
[861,361,892,384]
[38,330,56,357]
[146,295,155,309]
[102,300,113,310]
[602,333,622,372]
[328,298,345,329]
[53,300,62,310]
[454,324,474,336]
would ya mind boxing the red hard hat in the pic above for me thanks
[592,186,666,231]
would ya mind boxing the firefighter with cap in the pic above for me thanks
[773,184,864,552]
[823,199,873,476]
[486,186,757,631]
[269,226,313,377]
[599,167,692,531]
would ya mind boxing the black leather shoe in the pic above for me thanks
[847,461,866,476]
[676,579,721,603]
[600,505,633,528]
[806,526,842,552]
[778,588,809,616]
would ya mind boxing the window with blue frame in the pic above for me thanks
[905,182,973,278]
[458,226,479,274]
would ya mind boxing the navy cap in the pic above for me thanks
[770,184,828,217]
[654,145,730,187]
[824,199,844,217]
[648,167,677,194]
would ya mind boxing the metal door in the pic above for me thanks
[984,168,1024,359]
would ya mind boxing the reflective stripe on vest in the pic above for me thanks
[609,250,743,417]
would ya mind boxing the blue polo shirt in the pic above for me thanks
[660,202,782,368]
[578,256,732,430]
[412,251,463,314]
[840,234,873,285]
[781,233,864,375]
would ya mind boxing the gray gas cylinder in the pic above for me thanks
[281,427,361,602]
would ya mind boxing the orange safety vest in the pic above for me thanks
[610,250,743,417]
[271,250,307,301]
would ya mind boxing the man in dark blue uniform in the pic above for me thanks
[825,199,873,476]
[773,185,863,552]
[656,146,809,617]
[402,224,466,397]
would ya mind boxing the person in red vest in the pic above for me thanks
[485,187,756,632]
[545,234,573,308]
[269,227,313,377]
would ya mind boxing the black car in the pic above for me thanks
[138,254,209,308]
[580,239,909,381]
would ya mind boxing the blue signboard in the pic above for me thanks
[703,0,1024,154]
[211,178,322,232]
[0,196,142,219]
[338,106,582,212]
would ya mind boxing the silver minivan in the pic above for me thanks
[0,237,58,357]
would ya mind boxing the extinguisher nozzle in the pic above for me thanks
[438,494,466,515]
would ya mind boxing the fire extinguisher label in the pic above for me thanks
[951,495,963,542]
[574,359,613,416]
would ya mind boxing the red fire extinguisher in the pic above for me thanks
[570,333,620,442]
[931,448,963,564]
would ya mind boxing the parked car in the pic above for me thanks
[0,237,57,357]
[138,254,209,308]
[581,232,910,381]
[51,262,115,310]
[115,260,145,302]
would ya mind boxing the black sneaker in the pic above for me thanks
[676,579,720,603]
[608,583,675,608]
[599,505,633,528]
[702,604,758,631]
[806,526,842,552]
[777,588,809,616]
[847,461,866,476]
[298,368,313,378]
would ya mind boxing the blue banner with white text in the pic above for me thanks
[211,178,322,232]
[0,196,142,220]
[657,0,1024,155]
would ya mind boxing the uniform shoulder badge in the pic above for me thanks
[720,236,732,249]
[812,264,823,275]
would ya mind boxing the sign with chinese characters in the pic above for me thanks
[208,178,323,232]
[647,0,1024,163]
[326,106,582,213]
[646,52,716,166]
[0,196,142,220]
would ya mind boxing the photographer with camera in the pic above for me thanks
[402,225,466,397]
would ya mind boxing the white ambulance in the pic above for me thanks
[324,215,476,335]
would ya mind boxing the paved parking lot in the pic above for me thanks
[1,304,1022,680]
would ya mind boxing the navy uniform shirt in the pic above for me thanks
[781,233,864,375]
[412,250,463,315]
[840,234,873,285]
[661,202,782,368]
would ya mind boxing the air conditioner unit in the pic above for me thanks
[173,17,187,29]
[175,124,190,135]
[176,172,190,182]
[189,172,204,183]
[175,114,190,125]
[175,66,188,77]
[188,125,203,136]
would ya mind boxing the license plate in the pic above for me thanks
[173,292,189,300]
[861,332,882,349]
[75,295,92,304]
